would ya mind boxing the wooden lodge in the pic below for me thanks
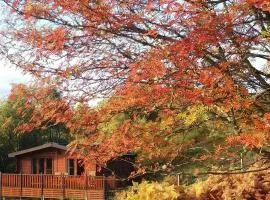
[0,142,120,200]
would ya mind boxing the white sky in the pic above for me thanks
[0,60,31,97]
[0,57,266,99]
[0,3,31,98]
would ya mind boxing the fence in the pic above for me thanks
[0,173,115,200]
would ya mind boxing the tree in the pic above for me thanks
[0,84,72,172]
[0,98,21,172]
[1,0,270,175]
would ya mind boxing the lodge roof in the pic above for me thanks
[8,142,67,158]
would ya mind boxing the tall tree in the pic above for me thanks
[1,0,270,174]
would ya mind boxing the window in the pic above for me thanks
[32,158,53,174]
[39,158,45,174]
[77,159,84,175]
[67,159,85,175]
[46,158,53,174]
[68,159,74,175]
[32,159,37,174]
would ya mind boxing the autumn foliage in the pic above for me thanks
[1,0,270,177]
[114,167,270,200]
[115,181,179,200]
[7,84,72,134]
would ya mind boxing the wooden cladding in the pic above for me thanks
[0,173,115,200]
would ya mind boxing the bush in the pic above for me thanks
[187,171,270,200]
[114,168,270,200]
[114,181,179,200]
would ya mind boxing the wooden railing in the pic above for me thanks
[0,173,116,200]
[1,173,106,189]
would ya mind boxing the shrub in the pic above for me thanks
[187,171,270,200]
[114,181,179,200]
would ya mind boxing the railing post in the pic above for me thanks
[61,174,65,200]
[20,173,22,200]
[40,173,44,200]
[84,174,88,200]
[103,175,106,199]
[0,172,2,200]
[177,173,180,186]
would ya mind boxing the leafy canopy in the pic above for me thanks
[1,0,270,174]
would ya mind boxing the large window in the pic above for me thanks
[68,159,85,175]
[39,158,45,174]
[77,159,84,175]
[68,159,75,175]
[32,158,53,174]
[32,159,37,174]
[46,158,53,174]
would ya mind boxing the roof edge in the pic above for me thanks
[8,142,67,158]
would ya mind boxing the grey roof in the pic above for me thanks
[8,142,67,158]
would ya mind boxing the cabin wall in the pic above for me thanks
[86,163,96,176]
[17,148,63,174]
[16,148,97,176]
[20,158,31,174]
[55,154,66,175]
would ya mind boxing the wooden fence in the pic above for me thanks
[0,173,116,200]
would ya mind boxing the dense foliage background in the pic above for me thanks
[0,84,71,172]
[0,0,270,198]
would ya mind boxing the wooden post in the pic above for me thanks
[61,174,65,200]
[103,175,106,200]
[84,174,88,200]
[0,172,2,200]
[74,159,77,176]
[177,174,180,186]
[20,173,23,200]
[240,153,243,171]
[41,173,44,200]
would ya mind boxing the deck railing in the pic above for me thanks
[0,173,116,200]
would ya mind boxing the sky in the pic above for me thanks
[0,3,31,98]
[0,60,31,97]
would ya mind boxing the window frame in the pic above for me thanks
[67,159,75,175]
[46,158,53,174]
[31,157,53,174]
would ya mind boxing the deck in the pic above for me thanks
[0,173,116,200]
